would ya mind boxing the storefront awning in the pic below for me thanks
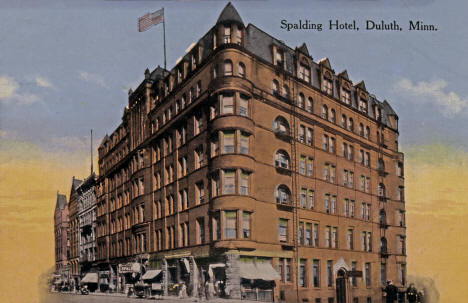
[255,262,281,281]
[142,269,162,280]
[239,262,280,281]
[81,272,98,284]
[239,262,258,280]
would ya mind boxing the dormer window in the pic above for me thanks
[223,25,231,43]
[375,106,382,121]
[322,77,333,95]
[275,49,284,67]
[298,64,310,83]
[191,54,197,70]
[342,88,351,105]
[359,98,368,113]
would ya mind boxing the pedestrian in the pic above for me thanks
[406,283,418,303]
[178,282,187,299]
[383,280,398,303]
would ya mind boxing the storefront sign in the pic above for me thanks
[119,263,134,273]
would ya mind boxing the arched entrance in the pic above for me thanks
[336,269,347,303]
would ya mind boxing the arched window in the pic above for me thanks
[297,93,304,108]
[339,114,345,128]
[272,80,279,95]
[329,109,336,123]
[348,118,354,132]
[359,123,364,136]
[365,126,370,139]
[282,85,290,99]
[273,116,290,134]
[378,183,386,197]
[306,97,313,113]
[238,62,246,78]
[380,237,388,253]
[321,105,328,119]
[274,150,290,169]
[224,60,233,76]
[275,184,291,204]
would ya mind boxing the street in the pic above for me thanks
[42,293,256,303]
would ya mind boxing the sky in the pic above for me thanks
[1,0,468,302]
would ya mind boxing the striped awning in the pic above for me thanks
[81,272,98,284]
[142,269,162,280]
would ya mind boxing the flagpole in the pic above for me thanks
[163,7,167,70]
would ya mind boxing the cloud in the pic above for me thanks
[395,78,468,117]
[0,75,19,99]
[34,76,53,88]
[78,71,108,88]
[0,74,40,105]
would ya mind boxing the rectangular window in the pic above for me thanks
[342,89,351,104]
[298,125,305,143]
[327,260,333,287]
[223,26,231,43]
[196,181,204,204]
[308,190,315,209]
[300,188,307,208]
[365,263,371,286]
[299,155,306,174]
[324,226,331,247]
[223,169,236,194]
[313,259,320,287]
[197,217,205,244]
[324,194,330,213]
[347,229,354,250]
[224,210,237,239]
[240,132,249,155]
[222,130,235,153]
[298,222,304,245]
[351,261,357,287]
[211,135,219,157]
[380,263,387,286]
[221,93,234,114]
[278,218,288,242]
[213,213,220,241]
[240,171,249,195]
[306,128,313,145]
[313,223,319,246]
[239,95,249,116]
[305,223,312,245]
[242,212,251,238]
[299,259,306,287]
[331,227,338,248]
[322,78,333,95]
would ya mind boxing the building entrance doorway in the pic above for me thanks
[336,269,347,303]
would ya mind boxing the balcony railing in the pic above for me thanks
[274,129,292,142]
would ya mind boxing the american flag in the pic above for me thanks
[138,8,164,32]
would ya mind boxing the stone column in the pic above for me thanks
[224,253,241,299]
[162,259,168,296]
[189,257,198,298]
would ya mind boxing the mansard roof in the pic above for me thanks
[216,2,244,26]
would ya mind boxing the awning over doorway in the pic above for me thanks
[239,262,280,281]
[142,269,162,280]
[81,272,98,284]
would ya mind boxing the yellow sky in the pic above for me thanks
[0,140,466,303]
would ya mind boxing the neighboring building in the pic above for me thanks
[68,177,83,286]
[54,193,70,277]
[76,173,98,277]
[95,3,406,302]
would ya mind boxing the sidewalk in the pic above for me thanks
[53,291,259,303]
